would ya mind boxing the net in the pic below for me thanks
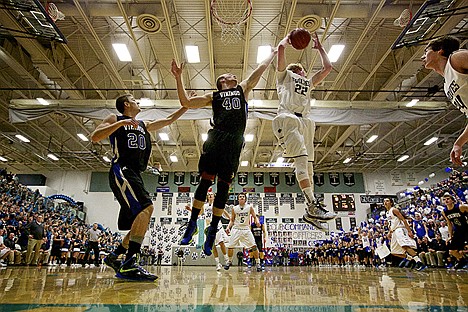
[47,2,65,22]
[393,9,412,28]
[211,0,252,44]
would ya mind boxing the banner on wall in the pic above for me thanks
[335,218,342,230]
[390,172,403,186]
[243,187,255,193]
[266,223,328,242]
[360,194,398,204]
[406,172,417,186]
[329,173,340,187]
[237,172,248,186]
[269,172,280,186]
[314,173,325,186]
[343,173,355,186]
[158,172,169,185]
[374,180,386,194]
[285,172,296,186]
[254,172,264,185]
[160,217,172,224]
[174,172,185,185]
[190,172,200,185]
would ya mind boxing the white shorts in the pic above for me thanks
[0,248,10,258]
[215,227,228,245]
[227,227,256,248]
[272,113,315,161]
[391,228,417,255]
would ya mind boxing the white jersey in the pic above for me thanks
[203,202,223,230]
[444,50,468,116]
[277,70,312,116]
[386,208,405,232]
[232,204,251,229]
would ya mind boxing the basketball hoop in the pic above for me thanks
[394,9,412,28]
[47,2,66,22]
[211,0,252,44]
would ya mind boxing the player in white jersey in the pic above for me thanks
[383,198,425,271]
[273,32,336,231]
[185,192,230,271]
[224,193,261,272]
[421,36,468,166]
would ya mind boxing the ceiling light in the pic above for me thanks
[77,133,89,142]
[201,133,208,141]
[185,45,200,63]
[0,156,7,162]
[170,155,178,162]
[328,45,345,62]
[423,137,438,146]
[406,99,419,107]
[397,155,409,162]
[343,157,352,164]
[15,134,30,143]
[103,156,111,162]
[366,135,378,143]
[245,134,254,142]
[36,98,49,105]
[257,45,271,63]
[112,43,132,62]
[159,133,169,141]
[276,157,284,164]
[139,98,153,107]
[241,160,249,166]
[47,153,59,161]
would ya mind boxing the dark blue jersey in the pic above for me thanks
[211,85,248,135]
[109,116,151,172]
[444,204,467,232]
[251,223,264,239]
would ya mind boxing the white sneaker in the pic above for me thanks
[302,214,327,231]
[216,263,222,271]
[306,201,337,221]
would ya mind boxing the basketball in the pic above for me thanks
[289,28,311,50]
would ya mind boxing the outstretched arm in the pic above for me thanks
[310,33,332,87]
[145,107,188,131]
[91,114,139,142]
[450,123,468,166]
[240,47,278,97]
[277,35,290,73]
[171,59,212,108]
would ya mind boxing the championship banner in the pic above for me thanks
[329,172,340,187]
[158,172,169,185]
[174,172,185,186]
[313,173,324,186]
[269,172,280,186]
[237,172,248,186]
[343,173,355,186]
[190,172,200,186]
[285,172,296,186]
[254,172,264,185]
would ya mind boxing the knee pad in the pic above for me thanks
[194,177,214,202]
[213,179,230,208]
[249,246,258,253]
[294,155,309,182]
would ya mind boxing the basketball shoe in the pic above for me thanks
[203,225,217,256]
[302,214,327,231]
[104,252,121,273]
[180,220,198,245]
[306,200,337,221]
[116,255,158,281]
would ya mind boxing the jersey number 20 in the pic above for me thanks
[127,133,146,149]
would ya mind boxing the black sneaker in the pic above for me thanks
[454,258,466,270]
[180,220,199,245]
[224,261,232,270]
[203,225,217,256]
[415,262,427,271]
[405,259,416,269]
[302,214,327,231]
[116,255,158,281]
[256,264,262,272]
[398,258,408,268]
[306,201,337,221]
[104,253,121,273]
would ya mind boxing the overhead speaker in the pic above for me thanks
[297,15,322,32]
[137,14,162,34]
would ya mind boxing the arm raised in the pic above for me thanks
[310,33,332,87]
[240,48,277,97]
[171,59,212,108]
[91,114,139,142]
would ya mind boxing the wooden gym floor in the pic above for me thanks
[0,265,466,311]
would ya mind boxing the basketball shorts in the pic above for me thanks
[272,113,315,161]
[254,238,264,251]
[447,230,468,251]
[227,227,256,248]
[109,163,153,231]
[199,128,244,181]
[390,228,417,255]
[215,226,228,245]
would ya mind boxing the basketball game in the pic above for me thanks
[0,0,466,310]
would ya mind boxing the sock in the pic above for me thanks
[302,187,316,206]
[215,257,219,265]
[190,208,201,222]
[211,215,221,229]
[413,256,421,263]
[126,240,141,261]
[224,254,229,262]
[114,244,127,256]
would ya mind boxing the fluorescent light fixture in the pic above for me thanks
[77,133,89,142]
[185,45,200,63]
[328,45,345,62]
[15,134,30,143]
[201,133,208,141]
[423,137,438,146]
[241,160,249,166]
[276,157,284,164]
[103,156,111,162]
[159,133,169,141]
[406,99,419,107]
[170,155,178,162]
[366,135,378,143]
[257,45,271,63]
[112,43,132,62]
[397,155,409,162]
[0,156,7,162]
[36,98,49,105]
[139,98,153,107]
[245,134,254,142]
[47,153,59,161]
[343,157,352,164]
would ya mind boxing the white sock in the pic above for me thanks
[224,254,229,262]
[303,187,316,206]
[413,256,421,262]
[215,257,219,265]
